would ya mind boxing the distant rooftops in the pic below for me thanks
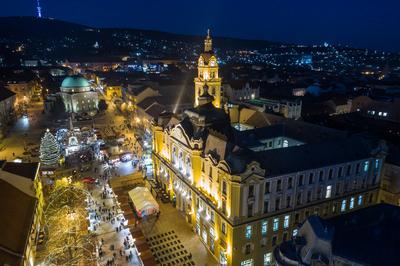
[275,204,400,266]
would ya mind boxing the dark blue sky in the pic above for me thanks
[2,0,400,51]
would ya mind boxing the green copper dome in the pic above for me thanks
[61,75,91,93]
[61,75,90,88]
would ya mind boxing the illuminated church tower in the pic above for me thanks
[194,30,222,108]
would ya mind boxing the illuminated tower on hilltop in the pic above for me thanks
[36,0,42,18]
[194,29,222,108]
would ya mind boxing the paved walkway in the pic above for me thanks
[140,181,219,266]
[87,182,143,265]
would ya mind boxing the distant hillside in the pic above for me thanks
[0,16,280,51]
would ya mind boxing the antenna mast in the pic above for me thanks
[36,0,42,18]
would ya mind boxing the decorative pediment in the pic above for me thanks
[217,160,231,174]
[171,125,190,147]
[241,161,265,183]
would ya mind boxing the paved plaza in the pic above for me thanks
[140,182,219,266]
[88,182,143,266]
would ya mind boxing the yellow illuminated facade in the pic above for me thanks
[106,85,123,99]
[151,36,384,266]
[194,30,222,108]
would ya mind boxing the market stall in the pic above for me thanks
[128,187,159,218]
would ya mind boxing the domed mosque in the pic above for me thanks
[60,75,99,116]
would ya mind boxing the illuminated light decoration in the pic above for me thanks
[39,129,61,167]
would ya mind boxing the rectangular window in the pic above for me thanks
[328,169,333,180]
[356,163,360,174]
[375,159,379,169]
[273,218,279,232]
[245,225,252,239]
[297,193,302,205]
[341,199,347,212]
[309,173,314,184]
[265,182,270,194]
[350,197,355,209]
[221,222,226,235]
[261,221,268,236]
[298,175,304,186]
[292,229,298,237]
[248,185,254,197]
[264,253,272,266]
[248,203,253,217]
[241,259,253,266]
[222,181,227,195]
[286,196,291,208]
[364,161,369,172]
[277,180,282,191]
[346,165,351,176]
[275,198,280,211]
[284,215,290,228]
[319,170,324,182]
[338,167,343,178]
[358,195,363,205]
[326,185,332,198]
[288,177,293,189]
[263,200,269,214]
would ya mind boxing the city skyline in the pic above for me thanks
[1,0,400,51]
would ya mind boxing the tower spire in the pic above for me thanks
[204,29,212,52]
[36,0,42,18]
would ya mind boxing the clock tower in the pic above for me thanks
[194,30,222,108]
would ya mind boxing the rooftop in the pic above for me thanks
[61,75,90,88]
[0,179,37,266]
[1,161,40,181]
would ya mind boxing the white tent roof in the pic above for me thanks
[128,186,159,216]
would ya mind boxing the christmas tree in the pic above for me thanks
[40,129,61,167]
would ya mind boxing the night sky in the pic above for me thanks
[2,0,400,51]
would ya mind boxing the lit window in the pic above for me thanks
[261,221,268,236]
[364,161,369,172]
[383,112,388,117]
[245,225,252,239]
[378,111,382,116]
[264,253,272,266]
[358,195,363,205]
[283,140,289,147]
[350,197,355,209]
[371,110,375,115]
[221,222,226,235]
[375,159,379,169]
[292,229,298,237]
[273,218,279,232]
[341,199,346,212]
[284,215,290,228]
[326,185,332,198]
[241,259,253,266]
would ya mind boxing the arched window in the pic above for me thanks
[172,147,177,164]
[185,156,192,179]
[178,151,183,170]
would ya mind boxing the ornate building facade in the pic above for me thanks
[60,75,99,116]
[151,37,386,266]
[194,30,222,108]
